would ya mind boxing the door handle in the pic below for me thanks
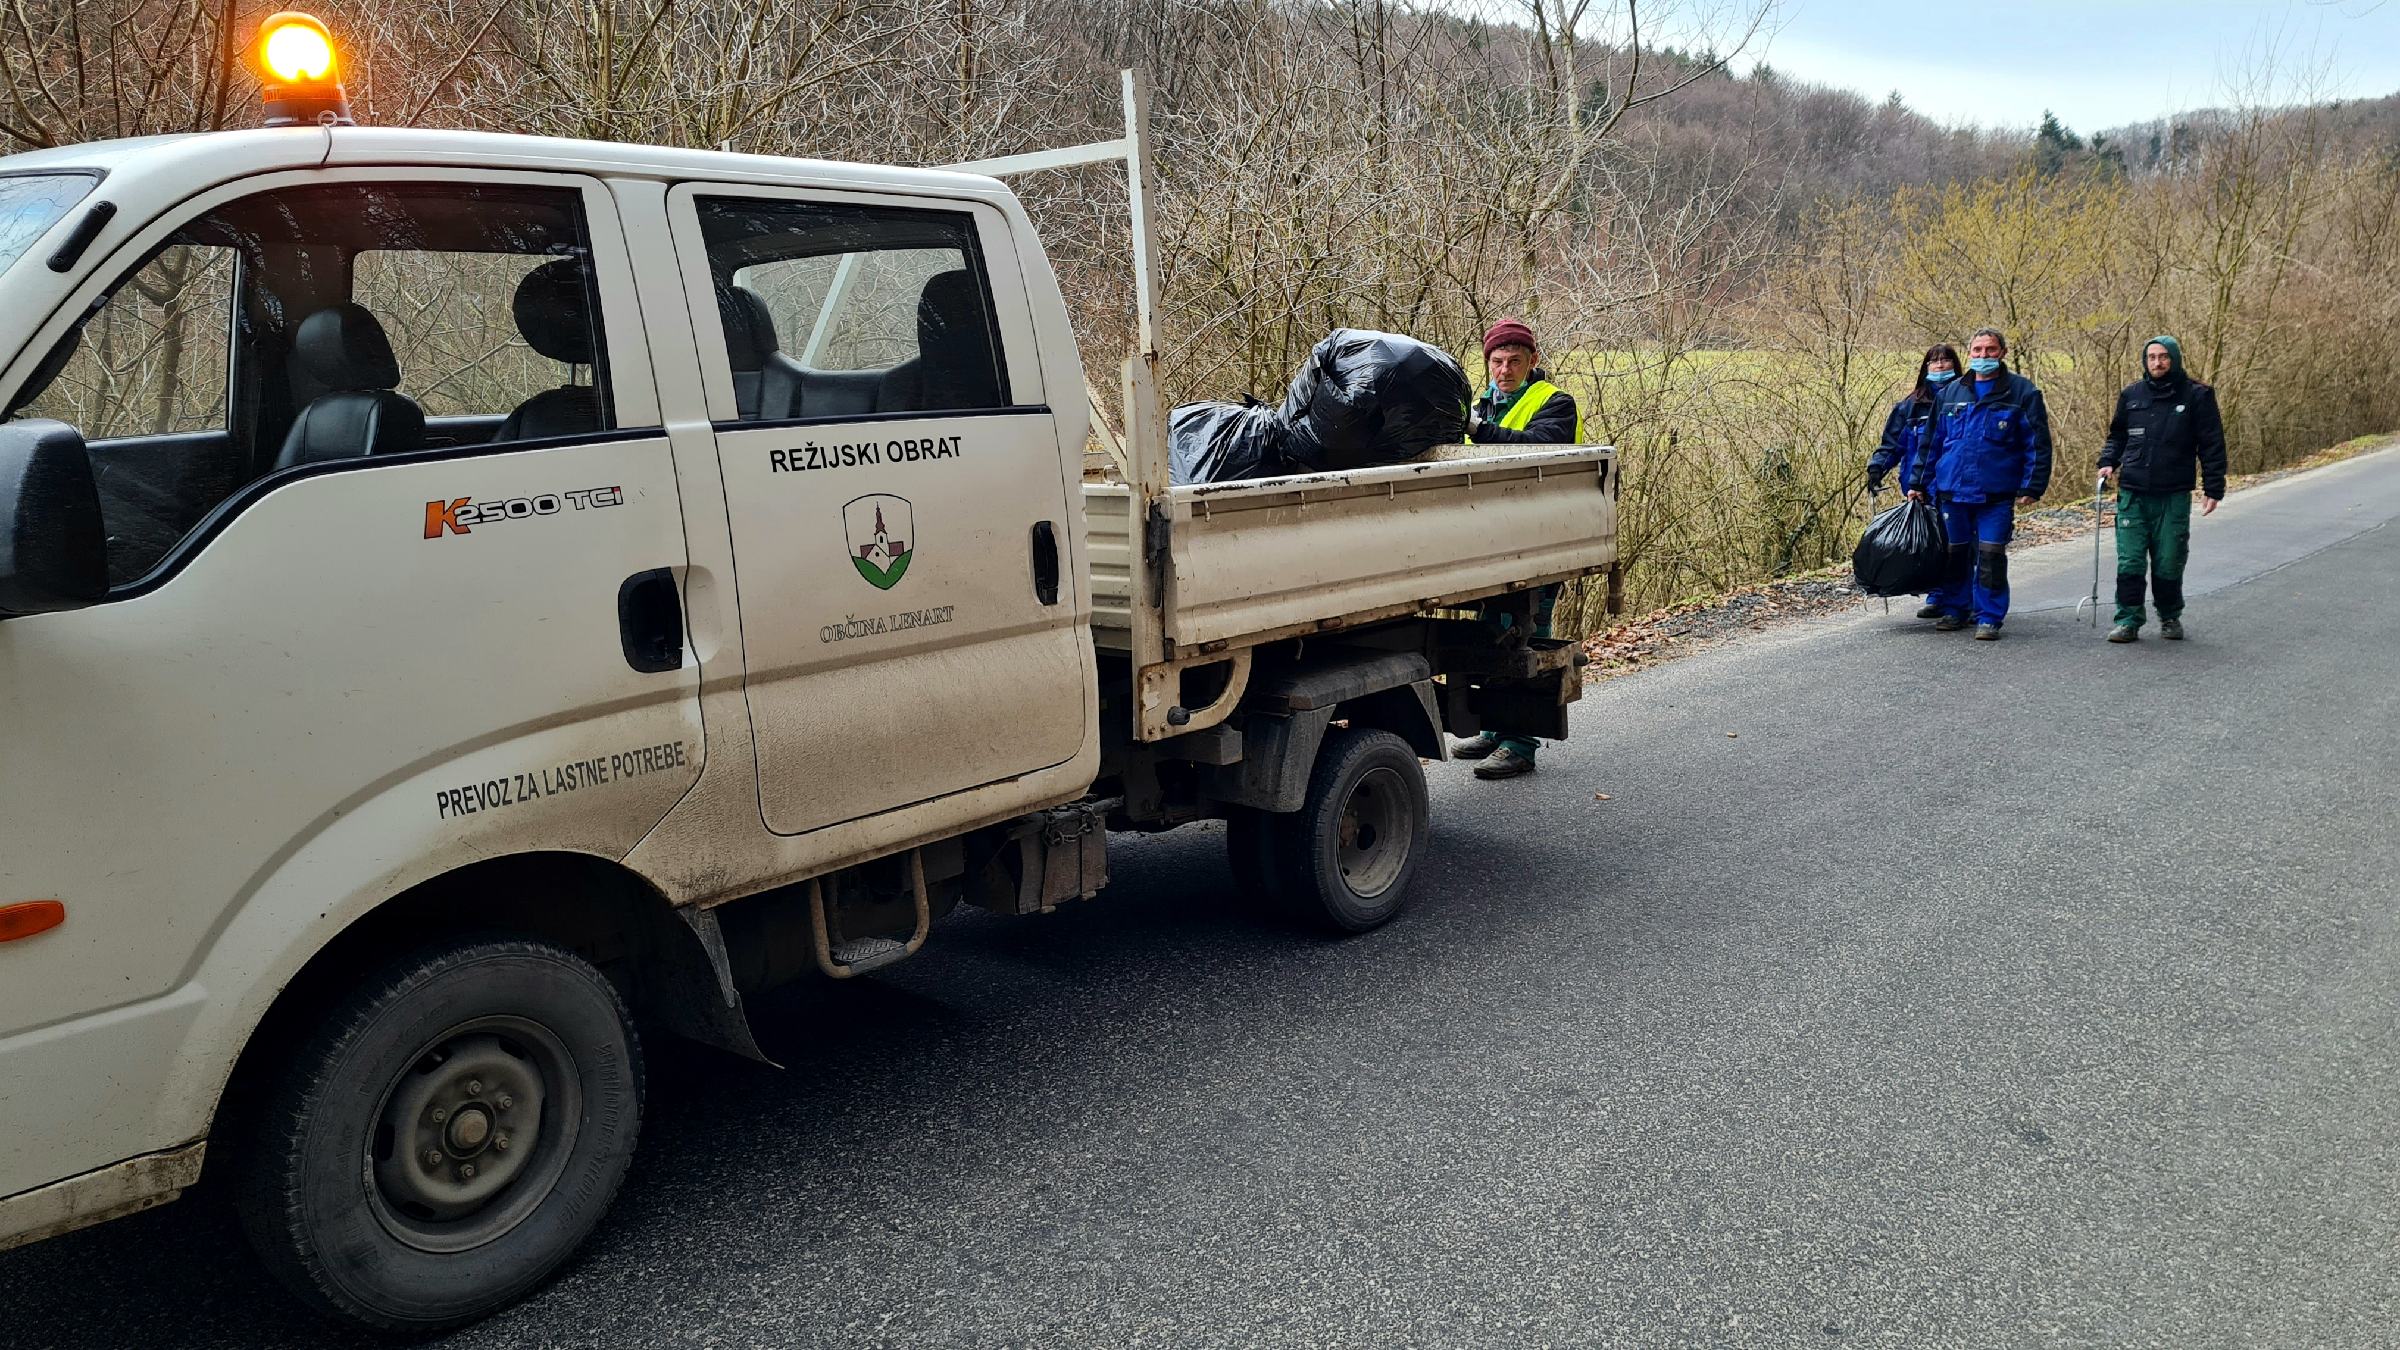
[617,568,685,673]
[1030,520,1060,605]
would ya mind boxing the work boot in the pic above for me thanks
[2160,619,2184,640]
[1915,603,1943,619]
[1933,614,1967,632]
[1473,746,1537,780]
[1974,624,2002,641]
[1451,733,1501,760]
[2107,624,2139,643]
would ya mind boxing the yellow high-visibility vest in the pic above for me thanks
[1474,378,1585,443]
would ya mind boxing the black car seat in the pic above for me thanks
[275,304,425,470]
[718,283,806,420]
[876,270,1003,414]
[497,258,607,442]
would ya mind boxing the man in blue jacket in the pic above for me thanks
[1906,327,2053,640]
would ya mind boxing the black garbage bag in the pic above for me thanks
[1168,397,1298,485]
[1280,328,1472,471]
[1852,497,1949,596]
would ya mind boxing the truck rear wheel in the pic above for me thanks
[1277,726,1430,933]
[232,937,643,1332]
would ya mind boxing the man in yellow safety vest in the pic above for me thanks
[1453,317,1583,779]
[1467,317,1583,445]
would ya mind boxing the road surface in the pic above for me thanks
[8,448,2399,1348]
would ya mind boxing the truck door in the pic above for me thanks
[664,185,1087,836]
[0,168,699,1195]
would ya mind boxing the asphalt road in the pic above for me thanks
[10,449,2400,1349]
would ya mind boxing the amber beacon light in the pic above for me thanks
[256,12,355,127]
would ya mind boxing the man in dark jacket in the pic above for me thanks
[1905,327,2053,640]
[1453,318,1582,779]
[2099,335,2226,642]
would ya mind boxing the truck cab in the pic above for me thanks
[0,120,1103,1312]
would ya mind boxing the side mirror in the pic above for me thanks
[0,419,108,617]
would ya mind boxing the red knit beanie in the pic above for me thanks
[1482,318,1537,358]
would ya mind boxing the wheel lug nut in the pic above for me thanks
[466,1078,483,1096]
[494,1133,510,1152]
[496,1094,514,1111]
[430,1107,447,1124]
[423,1149,444,1167]
[459,1163,477,1180]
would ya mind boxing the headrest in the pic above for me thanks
[513,257,595,364]
[718,284,778,371]
[917,270,984,350]
[293,304,401,391]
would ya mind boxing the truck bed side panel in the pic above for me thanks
[1087,448,1613,652]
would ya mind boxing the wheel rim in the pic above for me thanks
[1335,765,1414,899]
[365,1015,582,1254]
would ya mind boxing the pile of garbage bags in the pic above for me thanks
[1168,328,1472,485]
[1851,496,1949,596]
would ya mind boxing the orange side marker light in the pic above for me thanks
[0,901,66,943]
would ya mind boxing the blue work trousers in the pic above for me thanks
[1930,497,2016,626]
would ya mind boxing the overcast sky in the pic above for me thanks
[1743,0,2400,134]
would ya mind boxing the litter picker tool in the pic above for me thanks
[2074,474,2107,626]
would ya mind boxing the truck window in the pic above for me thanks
[18,242,239,439]
[351,249,590,423]
[0,172,96,277]
[694,197,1007,421]
[7,180,616,586]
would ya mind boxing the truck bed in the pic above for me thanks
[1085,445,1617,655]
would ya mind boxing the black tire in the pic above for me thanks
[1224,806,1288,908]
[1276,726,1430,934]
[232,937,644,1333]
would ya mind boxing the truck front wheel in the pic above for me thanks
[1278,726,1430,933]
[232,937,644,1332]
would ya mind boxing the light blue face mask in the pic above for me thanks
[1967,356,2001,375]
[1926,369,1958,385]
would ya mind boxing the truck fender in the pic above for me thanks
[1342,678,1447,761]
[1208,651,1444,812]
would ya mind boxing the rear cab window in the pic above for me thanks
[690,197,1014,424]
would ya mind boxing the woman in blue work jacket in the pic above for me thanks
[1866,342,1962,619]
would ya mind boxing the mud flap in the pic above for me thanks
[1437,637,1584,743]
[663,905,780,1067]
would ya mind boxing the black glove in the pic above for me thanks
[1865,468,1886,494]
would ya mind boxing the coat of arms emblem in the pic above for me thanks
[843,494,914,590]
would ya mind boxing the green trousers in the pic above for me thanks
[2113,489,2192,629]
[1480,584,1560,760]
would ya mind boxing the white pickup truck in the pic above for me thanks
[0,47,1615,1332]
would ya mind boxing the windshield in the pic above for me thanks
[0,172,97,278]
